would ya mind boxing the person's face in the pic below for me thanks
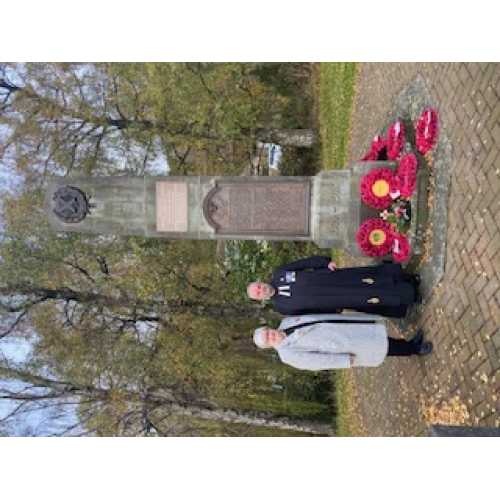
[261,328,286,348]
[248,282,274,301]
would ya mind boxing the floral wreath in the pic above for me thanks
[357,109,440,261]
[356,219,394,257]
[416,108,439,155]
[359,167,398,210]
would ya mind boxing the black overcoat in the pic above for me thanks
[270,256,415,318]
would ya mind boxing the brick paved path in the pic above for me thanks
[347,63,499,435]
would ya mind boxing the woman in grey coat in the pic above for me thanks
[253,312,432,370]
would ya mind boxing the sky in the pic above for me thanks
[0,130,82,435]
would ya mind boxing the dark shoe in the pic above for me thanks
[410,329,424,346]
[417,341,433,355]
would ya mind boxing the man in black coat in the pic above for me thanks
[247,255,420,318]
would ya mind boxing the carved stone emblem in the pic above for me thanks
[52,186,90,223]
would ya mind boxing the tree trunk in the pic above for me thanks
[0,283,263,319]
[180,301,274,320]
[1,365,334,436]
[167,403,333,436]
[256,128,317,148]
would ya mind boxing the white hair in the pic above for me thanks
[253,326,270,349]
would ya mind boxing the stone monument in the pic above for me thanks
[45,162,427,257]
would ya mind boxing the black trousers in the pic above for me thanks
[387,337,420,356]
[355,273,418,318]
[356,304,409,318]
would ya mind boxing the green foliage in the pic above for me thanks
[1,63,313,179]
[251,63,313,128]
[222,239,323,300]
[384,199,412,234]
[0,63,337,436]
[276,146,320,177]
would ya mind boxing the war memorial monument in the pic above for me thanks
[45,161,428,258]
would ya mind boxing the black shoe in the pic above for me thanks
[417,341,433,355]
[410,329,424,346]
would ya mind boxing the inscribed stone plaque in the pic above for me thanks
[203,181,310,236]
[156,182,188,232]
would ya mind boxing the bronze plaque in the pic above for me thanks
[203,181,310,236]
[156,182,188,232]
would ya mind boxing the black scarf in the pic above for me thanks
[283,318,376,336]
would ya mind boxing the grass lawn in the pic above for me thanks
[316,62,360,435]
[332,371,365,436]
[316,63,357,170]
[329,249,365,436]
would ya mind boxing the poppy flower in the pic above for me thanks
[361,135,388,161]
[391,233,411,262]
[395,153,418,198]
[356,219,394,257]
[360,167,398,209]
[388,175,402,200]
[386,120,406,160]
[416,108,439,155]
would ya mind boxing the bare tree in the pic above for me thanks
[0,364,332,436]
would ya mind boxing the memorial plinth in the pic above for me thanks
[45,162,427,257]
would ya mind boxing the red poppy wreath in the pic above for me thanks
[359,167,397,209]
[356,219,395,257]
[416,108,439,155]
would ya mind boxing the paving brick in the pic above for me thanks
[470,386,488,407]
[483,84,499,109]
[483,341,500,372]
[347,62,500,436]
[492,333,500,351]
[464,231,480,253]
[479,292,494,319]
[474,401,493,422]
[485,109,500,136]
[477,185,497,213]
[492,123,500,148]
[463,211,477,235]
[485,235,500,260]
[472,274,488,295]
[449,68,461,91]
[479,251,495,278]
[466,63,481,80]
[488,298,500,325]
[475,232,491,256]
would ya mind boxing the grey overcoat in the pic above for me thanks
[276,312,388,370]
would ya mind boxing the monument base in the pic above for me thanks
[311,162,428,258]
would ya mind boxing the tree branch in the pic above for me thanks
[0,310,28,340]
